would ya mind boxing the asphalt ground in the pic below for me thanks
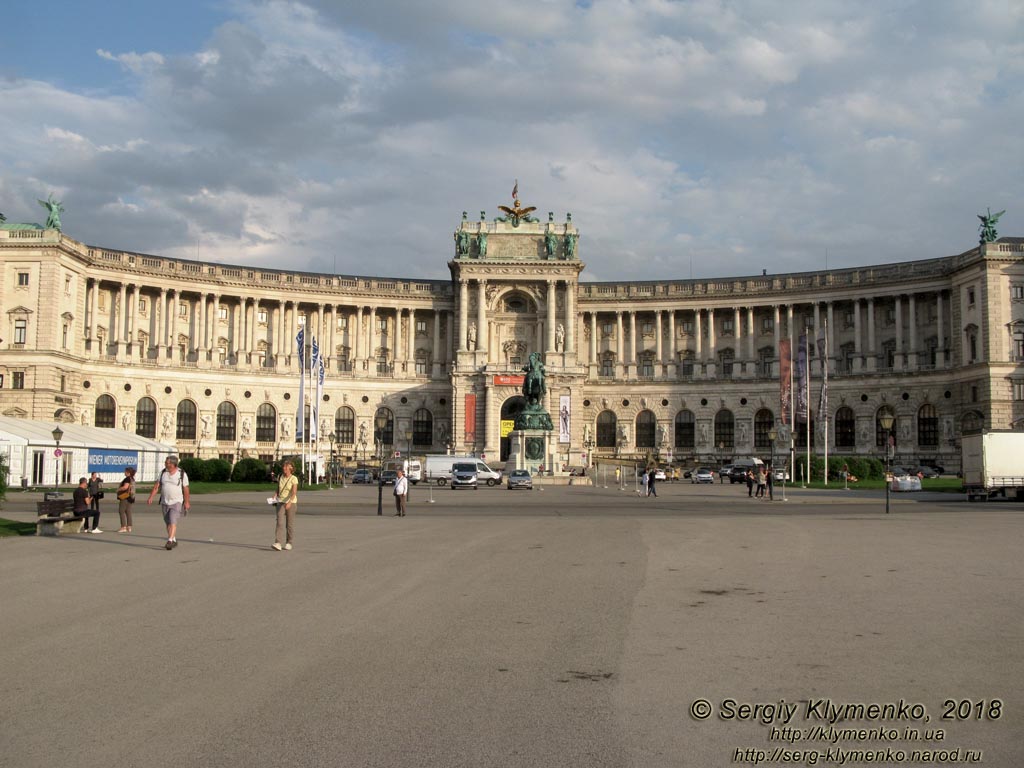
[2,482,1021,768]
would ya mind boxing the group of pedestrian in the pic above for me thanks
[640,468,659,497]
[743,466,774,500]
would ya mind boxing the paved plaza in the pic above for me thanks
[2,482,1021,768]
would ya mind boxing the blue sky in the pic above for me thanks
[1,0,1021,281]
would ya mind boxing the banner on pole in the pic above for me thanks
[295,327,305,440]
[310,337,321,441]
[779,338,792,424]
[795,334,808,423]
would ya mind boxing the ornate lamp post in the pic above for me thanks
[375,412,387,516]
[768,426,777,498]
[404,428,413,501]
[51,425,63,491]
[879,412,895,514]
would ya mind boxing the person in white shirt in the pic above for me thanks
[147,455,191,550]
[393,468,409,517]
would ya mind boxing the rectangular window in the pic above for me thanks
[139,298,147,313]
[416,320,427,334]
[600,358,614,377]
[219,453,235,464]
[13,372,25,389]
[722,318,734,334]
[681,320,694,334]
[258,309,268,324]
[761,317,773,333]
[642,321,654,334]
[218,307,228,320]
[602,322,614,336]
[844,311,855,328]
[640,359,654,377]
[14,319,27,344]
[297,315,306,326]
[60,375,66,392]
[378,319,387,332]
[62,325,69,349]
[1013,381,1024,401]
[968,288,976,305]
[886,307,896,324]
[337,316,347,330]
[415,359,427,374]
[65,276,72,294]
[17,272,29,286]
[1013,286,1024,300]
[179,303,188,318]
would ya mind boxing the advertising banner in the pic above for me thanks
[559,395,571,443]
[779,338,792,424]
[88,449,139,473]
[493,375,525,387]
[795,334,809,423]
[464,394,476,445]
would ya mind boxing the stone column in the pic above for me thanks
[590,312,598,365]
[747,307,755,370]
[695,309,703,361]
[853,299,862,372]
[477,280,488,356]
[276,300,286,365]
[114,283,126,352]
[131,285,141,353]
[546,280,556,353]
[233,299,243,361]
[353,306,363,364]
[813,303,821,376]
[867,299,876,371]
[566,283,576,354]
[668,311,677,370]
[89,279,99,344]
[168,290,178,360]
[251,300,260,362]
[936,291,946,368]
[458,280,469,352]
[628,311,637,373]
[773,305,781,376]
[907,294,917,370]
[615,311,624,375]
[826,302,835,373]
[408,308,416,369]
[393,307,403,368]
[894,296,903,370]
[655,310,663,368]
[707,308,716,371]
[432,311,442,377]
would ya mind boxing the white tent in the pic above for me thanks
[0,417,176,488]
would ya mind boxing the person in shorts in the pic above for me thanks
[147,455,190,550]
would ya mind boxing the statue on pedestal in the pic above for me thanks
[514,352,554,431]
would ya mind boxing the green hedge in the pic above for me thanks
[792,455,886,482]
[179,457,234,483]
[231,457,269,483]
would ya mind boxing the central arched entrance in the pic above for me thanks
[500,396,527,461]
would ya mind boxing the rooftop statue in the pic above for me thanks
[978,208,1005,245]
[455,228,470,256]
[564,232,578,259]
[38,193,65,231]
[496,180,538,227]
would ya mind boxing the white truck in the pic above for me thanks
[423,455,502,486]
[961,431,1024,501]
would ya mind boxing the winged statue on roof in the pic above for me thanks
[496,180,538,227]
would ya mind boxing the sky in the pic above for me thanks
[1,0,1022,282]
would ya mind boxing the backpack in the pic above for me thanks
[158,468,188,502]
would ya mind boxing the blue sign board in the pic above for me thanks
[88,449,139,473]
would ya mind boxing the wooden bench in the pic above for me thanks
[36,498,88,536]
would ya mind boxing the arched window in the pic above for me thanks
[918,404,938,447]
[176,400,197,441]
[754,409,774,450]
[95,394,116,428]
[961,410,983,433]
[256,403,277,442]
[135,397,157,438]
[596,411,617,448]
[635,410,656,448]
[876,407,896,449]
[674,410,695,448]
[334,406,354,444]
[714,409,734,449]
[795,418,816,448]
[835,406,856,448]
[374,407,394,446]
[413,408,433,446]
[216,401,237,442]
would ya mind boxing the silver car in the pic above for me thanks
[451,462,479,490]
[506,469,533,490]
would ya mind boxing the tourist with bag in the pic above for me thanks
[147,455,190,550]
[272,460,299,551]
[115,466,136,532]
[393,467,408,516]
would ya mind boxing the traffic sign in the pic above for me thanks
[54,448,63,458]
[394,451,401,458]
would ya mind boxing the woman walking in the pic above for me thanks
[272,460,299,551]
[115,466,136,532]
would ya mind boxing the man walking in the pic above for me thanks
[393,467,408,516]
[147,455,190,550]
[647,468,658,497]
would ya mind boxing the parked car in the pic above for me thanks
[692,467,715,484]
[727,467,751,484]
[352,469,374,484]
[451,462,479,490]
[914,466,941,478]
[889,466,913,477]
[923,464,945,475]
[379,469,398,485]
[652,468,667,481]
[772,468,791,482]
[719,464,736,477]
[506,469,533,490]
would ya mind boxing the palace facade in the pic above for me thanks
[2,206,1023,474]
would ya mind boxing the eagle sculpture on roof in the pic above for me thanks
[496,180,538,227]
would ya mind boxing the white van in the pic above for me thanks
[423,455,502,486]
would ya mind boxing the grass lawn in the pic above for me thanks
[0,518,36,537]
[186,481,335,494]
[786,477,964,493]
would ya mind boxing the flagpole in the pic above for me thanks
[805,330,810,486]
[823,319,829,487]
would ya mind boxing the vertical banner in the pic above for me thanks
[779,338,792,424]
[316,351,325,438]
[795,333,808,423]
[295,327,305,440]
[464,394,476,446]
[558,395,571,443]
[309,337,320,441]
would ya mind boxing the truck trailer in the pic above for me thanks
[961,431,1024,501]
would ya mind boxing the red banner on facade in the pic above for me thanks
[464,393,476,445]
[493,375,525,387]
[779,338,792,425]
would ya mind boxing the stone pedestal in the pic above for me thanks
[509,429,555,474]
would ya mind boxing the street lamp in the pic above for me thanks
[51,425,63,491]
[879,411,895,514]
[768,426,777,501]
[375,412,387,516]
[404,428,413,502]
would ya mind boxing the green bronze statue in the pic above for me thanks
[564,232,577,259]
[477,232,487,257]
[978,208,1005,245]
[455,229,470,257]
[38,194,64,231]
[514,351,554,431]
[544,231,556,258]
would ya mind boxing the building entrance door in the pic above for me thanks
[500,396,526,462]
